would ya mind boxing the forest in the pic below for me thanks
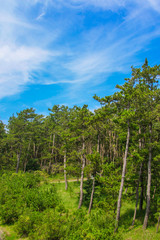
[0,59,160,240]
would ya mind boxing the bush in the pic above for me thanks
[66,209,123,240]
[24,185,59,211]
[0,172,41,223]
[15,211,42,237]
[0,172,123,240]
[28,209,67,240]
[0,172,63,225]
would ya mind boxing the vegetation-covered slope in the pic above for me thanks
[0,60,160,239]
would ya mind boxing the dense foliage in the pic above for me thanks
[0,173,122,239]
[0,60,160,238]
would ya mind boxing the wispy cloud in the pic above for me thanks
[54,0,127,10]
[0,0,62,99]
[49,0,160,13]
[0,45,54,98]
[61,5,160,88]
[0,0,160,106]
[45,0,159,105]
[147,0,160,13]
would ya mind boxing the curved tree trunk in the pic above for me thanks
[115,120,130,232]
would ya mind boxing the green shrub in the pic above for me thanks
[66,209,123,240]
[15,211,42,237]
[0,172,123,240]
[24,209,67,240]
[24,185,59,211]
[0,172,62,225]
[0,198,25,224]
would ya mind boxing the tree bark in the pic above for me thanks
[139,169,144,211]
[78,138,85,209]
[33,143,36,157]
[97,134,100,153]
[52,134,55,156]
[132,163,142,226]
[24,141,31,173]
[156,215,160,233]
[100,141,105,161]
[152,186,156,199]
[115,120,130,232]
[88,177,95,214]
[139,136,145,211]
[16,151,21,173]
[132,127,142,226]
[113,132,116,164]
[48,134,55,174]
[35,145,39,158]
[64,149,68,190]
[109,130,112,161]
[143,123,152,229]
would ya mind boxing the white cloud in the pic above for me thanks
[0,0,160,102]
[0,0,62,99]
[34,0,160,106]
[0,45,53,98]
[62,0,127,10]
[63,22,160,86]
[147,0,160,13]
[48,0,155,12]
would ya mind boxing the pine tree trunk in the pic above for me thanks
[152,186,156,199]
[36,145,39,158]
[24,141,31,173]
[16,151,21,173]
[33,143,36,157]
[23,161,27,173]
[48,134,55,174]
[139,167,144,211]
[52,134,55,157]
[139,136,145,211]
[115,120,130,232]
[100,142,105,161]
[132,163,142,226]
[113,132,116,164]
[109,130,112,161]
[143,123,152,229]
[64,150,68,190]
[88,177,95,214]
[40,153,43,168]
[97,134,100,153]
[132,127,142,226]
[156,215,160,233]
[78,138,85,209]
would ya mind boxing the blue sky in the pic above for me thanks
[0,0,160,123]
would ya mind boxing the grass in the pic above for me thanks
[0,224,28,240]
[0,175,159,240]
[53,180,160,240]
[0,179,84,240]
[118,200,160,240]
[123,225,160,240]
[54,181,87,212]
[48,173,81,182]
